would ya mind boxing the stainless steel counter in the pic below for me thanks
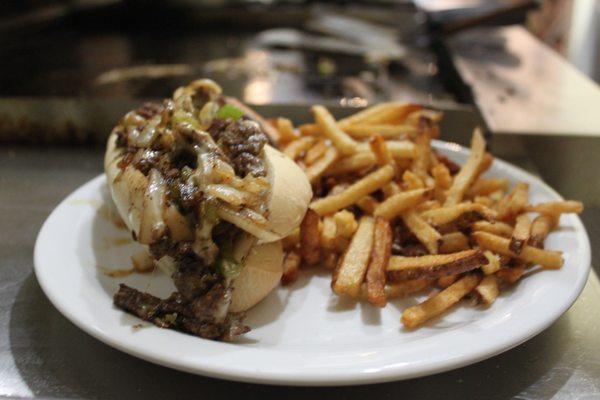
[1,128,598,399]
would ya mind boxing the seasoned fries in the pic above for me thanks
[402,274,481,329]
[444,128,486,206]
[312,105,358,155]
[387,249,486,281]
[365,218,392,307]
[332,217,375,297]
[310,165,395,215]
[277,102,582,329]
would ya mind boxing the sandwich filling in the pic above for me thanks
[110,80,272,340]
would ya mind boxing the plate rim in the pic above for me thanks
[34,140,592,386]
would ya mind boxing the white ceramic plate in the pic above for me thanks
[34,141,591,386]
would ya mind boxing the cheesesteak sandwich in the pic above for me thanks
[104,79,312,340]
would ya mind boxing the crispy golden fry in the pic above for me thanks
[420,203,496,226]
[356,196,380,214]
[402,274,481,329]
[406,109,444,125]
[481,250,502,275]
[529,214,558,248]
[382,181,402,199]
[333,210,358,238]
[369,134,393,167]
[332,216,375,297]
[497,183,529,220]
[496,266,525,284]
[471,220,513,237]
[284,136,314,160]
[322,251,339,270]
[311,165,395,215]
[374,188,431,220]
[412,119,434,179]
[383,279,433,298]
[414,199,441,212]
[473,196,494,207]
[509,214,532,254]
[281,251,301,285]
[355,141,416,160]
[387,249,486,281]
[320,216,338,250]
[325,152,376,176]
[344,124,418,139]
[475,275,499,305]
[525,200,584,215]
[437,274,458,288]
[432,163,452,190]
[467,178,509,198]
[402,210,441,254]
[298,123,320,136]
[282,227,300,251]
[300,209,321,266]
[439,232,470,253]
[366,218,392,307]
[276,117,299,144]
[312,105,358,156]
[305,146,338,184]
[304,140,328,165]
[339,103,421,128]
[475,153,494,179]
[444,128,486,206]
[402,170,425,190]
[472,231,563,269]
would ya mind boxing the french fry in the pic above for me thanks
[497,183,529,220]
[276,117,299,144]
[439,232,470,253]
[320,216,338,250]
[332,217,375,297]
[467,178,509,197]
[300,209,321,266]
[324,152,376,176]
[529,214,558,248]
[402,210,441,254]
[382,181,401,199]
[384,279,433,298]
[401,274,481,329]
[387,249,486,281]
[344,124,418,139]
[369,134,393,167]
[281,251,301,285]
[473,196,494,207]
[496,266,525,284]
[310,165,395,215]
[431,163,452,191]
[475,275,499,305]
[475,153,494,179]
[414,199,441,212]
[509,214,532,254]
[356,196,380,214]
[366,218,393,307]
[322,251,339,270]
[525,200,583,215]
[333,210,358,238]
[284,136,314,160]
[402,170,425,190]
[312,105,358,156]
[444,128,486,206]
[481,250,502,275]
[304,140,328,165]
[339,103,421,128]
[374,188,431,220]
[471,220,513,238]
[438,274,459,288]
[305,147,338,184]
[298,123,320,136]
[472,231,563,269]
[382,141,417,160]
[412,118,433,179]
[420,203,496,226]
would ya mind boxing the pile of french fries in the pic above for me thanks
[272,102,583,329]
